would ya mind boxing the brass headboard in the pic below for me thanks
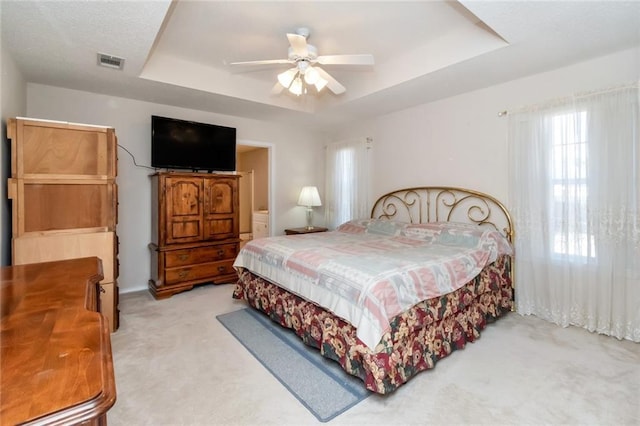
[370,186,514,244]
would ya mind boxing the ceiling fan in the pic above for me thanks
[231,27,374,96]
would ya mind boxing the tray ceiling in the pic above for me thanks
[2,1,639,129]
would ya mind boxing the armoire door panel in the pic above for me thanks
[168,180,201,216]
[204,179,235,214]
[170,220,201,240]
[204,218,234,240]
[164,177,203,244]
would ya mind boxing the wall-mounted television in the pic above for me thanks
[151,115,236,172]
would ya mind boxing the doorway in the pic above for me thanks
[237,143,271,245]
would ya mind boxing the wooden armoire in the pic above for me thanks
[149,172,240,299]
[6,117,120,331]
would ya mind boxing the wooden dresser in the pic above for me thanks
[6,117,120,332]
[0,257,116,425]
[149,172,240,299]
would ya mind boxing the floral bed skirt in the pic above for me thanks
[233,255,513,394]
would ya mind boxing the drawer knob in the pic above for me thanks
[218,266,226,272]
[178,270,190,279]
[217,249,225,257]
[178,253,190,261]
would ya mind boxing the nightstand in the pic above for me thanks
[284,227,328,235]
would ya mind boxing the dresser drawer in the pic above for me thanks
[165,259,236,284]
[165,244,237,267]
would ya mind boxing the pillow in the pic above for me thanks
[431,222,484,247]
[400,221,486,244]
[335,219,369,234]
[436,229,482,247]
[335,219,408,236]
[365,219,407,236]
[427,222,512,255]
[401,223,442,242]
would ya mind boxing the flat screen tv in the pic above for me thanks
[151,115,236,172]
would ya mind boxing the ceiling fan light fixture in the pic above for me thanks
[277,68,298,88]
[289,77,303,96]
[234,28,373,96]
[297,60,310,72]
[304,66,320,85]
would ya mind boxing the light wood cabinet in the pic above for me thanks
[149,172,240,299]
[6,117,120,332]
[252,210,269,239]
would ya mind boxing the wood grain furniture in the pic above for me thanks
[149,172,240,299]
[6,117,120,332]
[0,257,116,425]
[234,187,514,394]
[284,226,328,235]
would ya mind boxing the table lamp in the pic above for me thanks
[298,186,322,229]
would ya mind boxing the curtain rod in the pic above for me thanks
[497,81,639,117]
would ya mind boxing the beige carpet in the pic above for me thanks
[109,284,640,425]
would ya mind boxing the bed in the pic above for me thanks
[232,187,514,394]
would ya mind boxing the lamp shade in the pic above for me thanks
[298,186,322,207]
[289,77,303,96]
[304,66,320,85]
[277,68,298,88]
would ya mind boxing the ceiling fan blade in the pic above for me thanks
[286,33,308,57]
[230,59,292,66]
[314,66,346,95]
[316,54,374,66]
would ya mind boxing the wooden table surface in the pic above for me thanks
[0,257,116,425]
[284,226,329,235]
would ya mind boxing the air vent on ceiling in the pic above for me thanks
[97,53,125,70]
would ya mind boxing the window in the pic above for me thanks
[324,139,371,229]
[333,147,356,224]
[550,111,595,259]
[508,84,639,341]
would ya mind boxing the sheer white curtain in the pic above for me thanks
[324,138,372,229]
[508,84,639,342]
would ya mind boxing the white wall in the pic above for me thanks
[331,47,640,208]
[27,84,325,293]
[1,41,27,266]
[18,47,640,293]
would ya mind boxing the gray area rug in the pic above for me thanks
[217,308,371,422]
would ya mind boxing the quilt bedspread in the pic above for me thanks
[233,220,513,350]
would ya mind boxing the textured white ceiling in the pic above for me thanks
[2,1,639,129]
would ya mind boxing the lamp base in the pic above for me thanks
[305,207,314,230]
